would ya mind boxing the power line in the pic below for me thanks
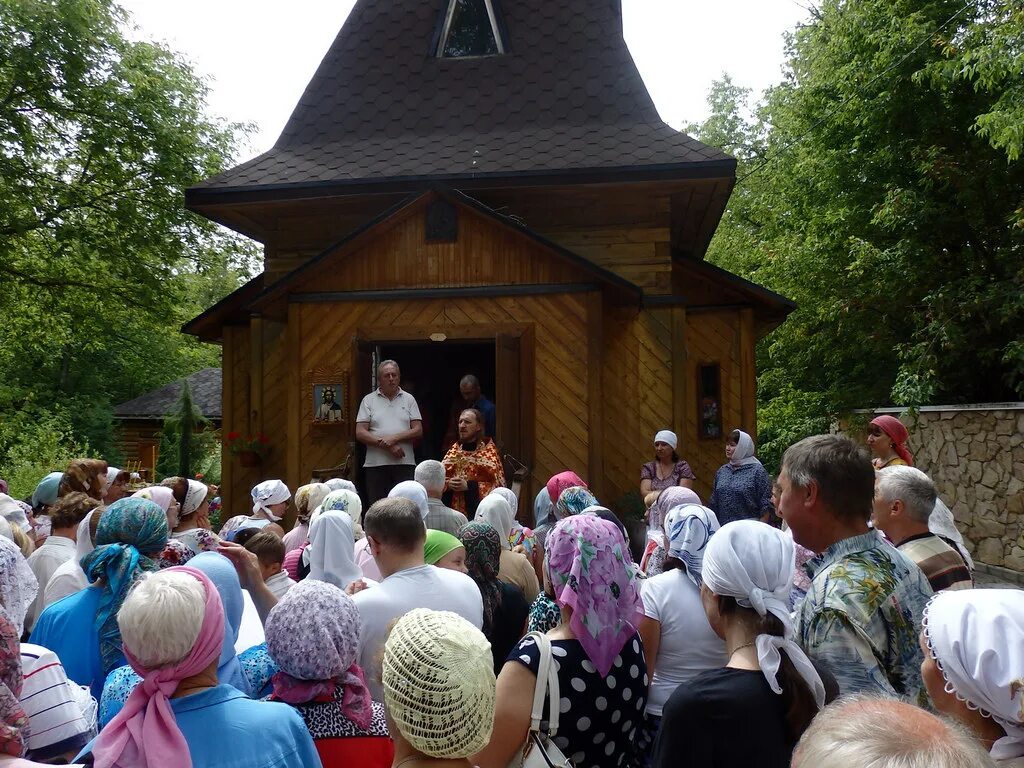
[734,0,976,188]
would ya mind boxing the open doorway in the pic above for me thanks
[378,340,496,461]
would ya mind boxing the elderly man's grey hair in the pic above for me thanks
[459,374,480,388]
[792,695,997,768]
[118,571,206,669]
[377,359,400,376]
[414,460,447,493]
[875,465,938,523]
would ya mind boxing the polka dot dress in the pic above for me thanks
[510,633,648,768]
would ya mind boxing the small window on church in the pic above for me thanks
[437,0,504,58]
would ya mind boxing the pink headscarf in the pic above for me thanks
[132,487,176,514]
[546,471,587,505]
[870,415,914,466]
[546,516,643,677]
[91,566,225,768]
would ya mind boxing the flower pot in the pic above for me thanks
[238,450,262,468]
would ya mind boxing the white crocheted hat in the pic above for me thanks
[383,608,495,758]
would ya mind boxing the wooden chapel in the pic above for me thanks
[183,0,794,524]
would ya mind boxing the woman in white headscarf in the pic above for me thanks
[637,505,728,764]
[921,589,1024,766]
[640,430,696,497]
[162,477,219,557]
[475,494,538,602]
[708,429,774,526]
[303,510,368,591]
[387,481,429,521]
[651,520,835,768]
[220,480,290,541]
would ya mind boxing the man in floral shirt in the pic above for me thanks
[777,434,933,702]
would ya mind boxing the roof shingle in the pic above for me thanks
[189,0,734,197]
[113,368,222,421]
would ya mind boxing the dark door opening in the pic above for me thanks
[378,340,496,462]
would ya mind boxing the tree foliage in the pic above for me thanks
[0,0,256,480]
[687,0,1024,469]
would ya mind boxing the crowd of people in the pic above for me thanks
[0,413,1017,768]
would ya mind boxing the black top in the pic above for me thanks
[652,668,793,768]
[509,633,648,768]
[488,581,529,673]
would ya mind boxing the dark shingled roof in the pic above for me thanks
[188,0,734,200]
[113,368,222,421]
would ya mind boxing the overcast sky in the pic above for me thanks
[117,0,810,162]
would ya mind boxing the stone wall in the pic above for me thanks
[864,405,1024,570]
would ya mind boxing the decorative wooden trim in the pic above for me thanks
[290,283,601,303]
[739,308,756,434]
[286,304,302,499]
[586,291,605,500]
[671,306,688,447]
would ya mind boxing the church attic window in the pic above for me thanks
[437,0,505,58]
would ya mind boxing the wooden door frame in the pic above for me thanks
[351,322,536,501]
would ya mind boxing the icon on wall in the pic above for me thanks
[313,383,345,423]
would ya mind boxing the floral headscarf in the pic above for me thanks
[651,486,702,529]
[554,486,599,520]
[460,522,502,634]
[0,537,37,638]
[264,580,373,729]
[82,497,169,673]
[663,504,720,586]
[0,609,29,758]
[545,515,643,676]
[319,489,362,521]
[546,471,587,506]
[59,459,109,501]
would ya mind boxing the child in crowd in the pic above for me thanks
[245,530,296,600]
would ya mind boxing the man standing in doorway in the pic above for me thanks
[442,374,496,448]
[355,359,424,506]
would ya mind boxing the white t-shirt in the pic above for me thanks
[43,559,88,609]
[641,568,728,716]
[355,389,422,467]
[353,564,483,699]
[26,536,76,632]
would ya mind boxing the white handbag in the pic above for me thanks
[508,632,575,768]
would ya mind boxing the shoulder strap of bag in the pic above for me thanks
[528,632,562,737]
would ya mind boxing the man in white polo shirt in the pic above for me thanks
[355,359,423,506]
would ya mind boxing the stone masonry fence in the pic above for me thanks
[851,404,1024,574]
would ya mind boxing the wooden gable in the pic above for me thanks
[250,189,641,310]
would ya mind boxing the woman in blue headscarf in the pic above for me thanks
[97,551,278,726]
[30,497,168,698]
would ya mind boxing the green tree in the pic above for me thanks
[687,0,1023,467]
[0,0,255,472]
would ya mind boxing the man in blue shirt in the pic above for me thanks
[443,374,496,446]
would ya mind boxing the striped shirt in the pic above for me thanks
[897,533,974,592]
[19,644,94,762]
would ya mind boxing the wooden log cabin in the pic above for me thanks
[183,0,794,524]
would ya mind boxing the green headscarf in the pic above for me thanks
[424,529,463,565]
